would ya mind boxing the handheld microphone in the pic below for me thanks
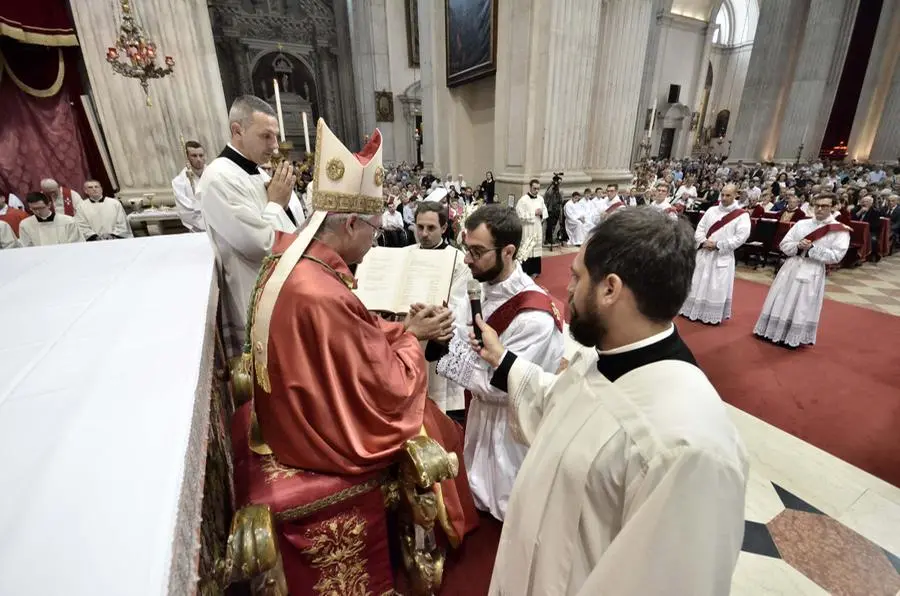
[467,278,483,344]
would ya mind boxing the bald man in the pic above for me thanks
[40,178,83,217]
[679,183,751,325]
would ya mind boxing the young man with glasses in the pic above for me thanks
[431,204,565,521]
[754,192,850,347]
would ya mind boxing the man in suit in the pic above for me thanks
[884,194,900,249]
[853,196,884,262]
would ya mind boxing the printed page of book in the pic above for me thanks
[395,248,457,310]
[353,246,408,312]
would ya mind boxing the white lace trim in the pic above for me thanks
[753,314,818,346]
[435,335,479,388]
[679,297,733,324]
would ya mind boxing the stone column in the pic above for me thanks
[848,0,900,161]
[333,0,360,149]
[69,0,229,202]
[774,0,858,161]
[630,1,667,164]
[584,0,654,186]
[729,0,809,162]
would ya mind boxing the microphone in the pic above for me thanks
[467,278,483,344]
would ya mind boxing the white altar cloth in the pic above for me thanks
[0,235,217,596]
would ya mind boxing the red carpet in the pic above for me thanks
[537,252,900,487]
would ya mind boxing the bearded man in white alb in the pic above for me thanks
[754,192,850,347]
[433,205,564,521]
[171,140,207,232]
[197,95,296,357]
[76,180,132,241]
[516,178,546,277]
[679,183,751,324]
[474,208,747,595]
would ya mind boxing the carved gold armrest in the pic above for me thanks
[201,504,288,596]
[229,356,254,408]
[397,435,460,596]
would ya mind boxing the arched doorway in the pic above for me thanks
[251,51,319,150]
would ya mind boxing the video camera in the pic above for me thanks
[550,172,564,188]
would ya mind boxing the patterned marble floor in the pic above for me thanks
[735,253,900,317]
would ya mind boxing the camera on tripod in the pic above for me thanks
[550,172,564,188]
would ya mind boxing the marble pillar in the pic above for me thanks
[630,1,668,164]
[774,0,858,161]
[349,0,378,146]
[69,0,229,202]
[492,0,606,195]
[729,0,809,162]
[584,0,654,185]
[333,0,360,148]
[848,0,900,162]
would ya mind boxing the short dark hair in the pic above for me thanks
[584,209,695,323]
[529,178,540,186]
[607,183,619,190]
[465,204,522,252]
[415,200,447,226]
[184,140,203,153]
[26,192,49,205]
[815,192,836,205]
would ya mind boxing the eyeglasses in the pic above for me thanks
[462,244,500,260]
[813,204,832,210]
[358,217,383,240]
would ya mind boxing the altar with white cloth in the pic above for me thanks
[0,235,223,595]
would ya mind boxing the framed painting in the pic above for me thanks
[405,0,420,67]
[445,0,498,88]
[375,91,394,122]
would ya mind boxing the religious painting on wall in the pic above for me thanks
[445,0,498,87]
[375,91,394,122]
[405,0,420,67]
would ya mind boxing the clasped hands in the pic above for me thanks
[265,161,296,207]
[701,239,718,250]
[405,303,455,343]
[798,239,813,251]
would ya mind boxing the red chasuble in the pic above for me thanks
[254,235,478,540]
[0,207,28,236]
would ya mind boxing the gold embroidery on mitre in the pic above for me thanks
[303,511,371,596]
[373,166,384,187]
[313,189,384,215]
[326,157,345,181]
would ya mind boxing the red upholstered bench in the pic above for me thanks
[231,403,397,596]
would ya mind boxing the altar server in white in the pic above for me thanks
[596,185,626,223]
[473,208,747,596]
[19,192,84,247]
[198,95,296,357]
[412,201,472,422]
[754,192,850,347]
[680,183,751,324]
[76,180,132,240]
[516,179,546,276]
[0,220,19,249]
[563,192,587,246]
[434,205,564,521]
[648,181,678,220]
[171,140,207,232]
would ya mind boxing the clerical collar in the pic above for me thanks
[420,239,446,250]
[89,197,105,203]
[37,212,56,223]
[595,324,697,382]
[220,144,261,176]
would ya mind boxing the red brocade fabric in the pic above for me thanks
[232,403,396,595]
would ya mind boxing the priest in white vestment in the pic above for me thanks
[434,205,564,521]
[19,192,84,247]
[516,179,547,276]
[76,180,132,240]
[0,220,19,249]
[171,140,207,232]
[563,192,587,246]
[198,95,297,357]
[648,181,679,220]
[472,208,748,595]
[680,183,751,324]
[754,193,850,347]
[411,201,472,422]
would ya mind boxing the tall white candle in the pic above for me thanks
[273,78,285,143]
[302,112,310,153]
[801,125,808,146]
[648,99,657,133]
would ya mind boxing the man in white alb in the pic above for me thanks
[197,95,296,357]
[596,184,626,223]
[171,140,207,232]
[563,192,587,247]
[754,192,850,347]
[76,179,132,241]
[648,181,678,220]
[473,208,748,595]
[516,179,547,277]
[0,220,19,249]
[40,178,83,217]
[433,204,564,521]
[19,192,84,247]
[413,201,472,423]
[679,183,751,324]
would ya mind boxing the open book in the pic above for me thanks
[354,246,459,314]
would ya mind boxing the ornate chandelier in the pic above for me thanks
[106,0,174,106]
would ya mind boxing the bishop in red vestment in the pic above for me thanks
[247,118,478,546]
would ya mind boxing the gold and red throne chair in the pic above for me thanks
[227,366,465,596]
